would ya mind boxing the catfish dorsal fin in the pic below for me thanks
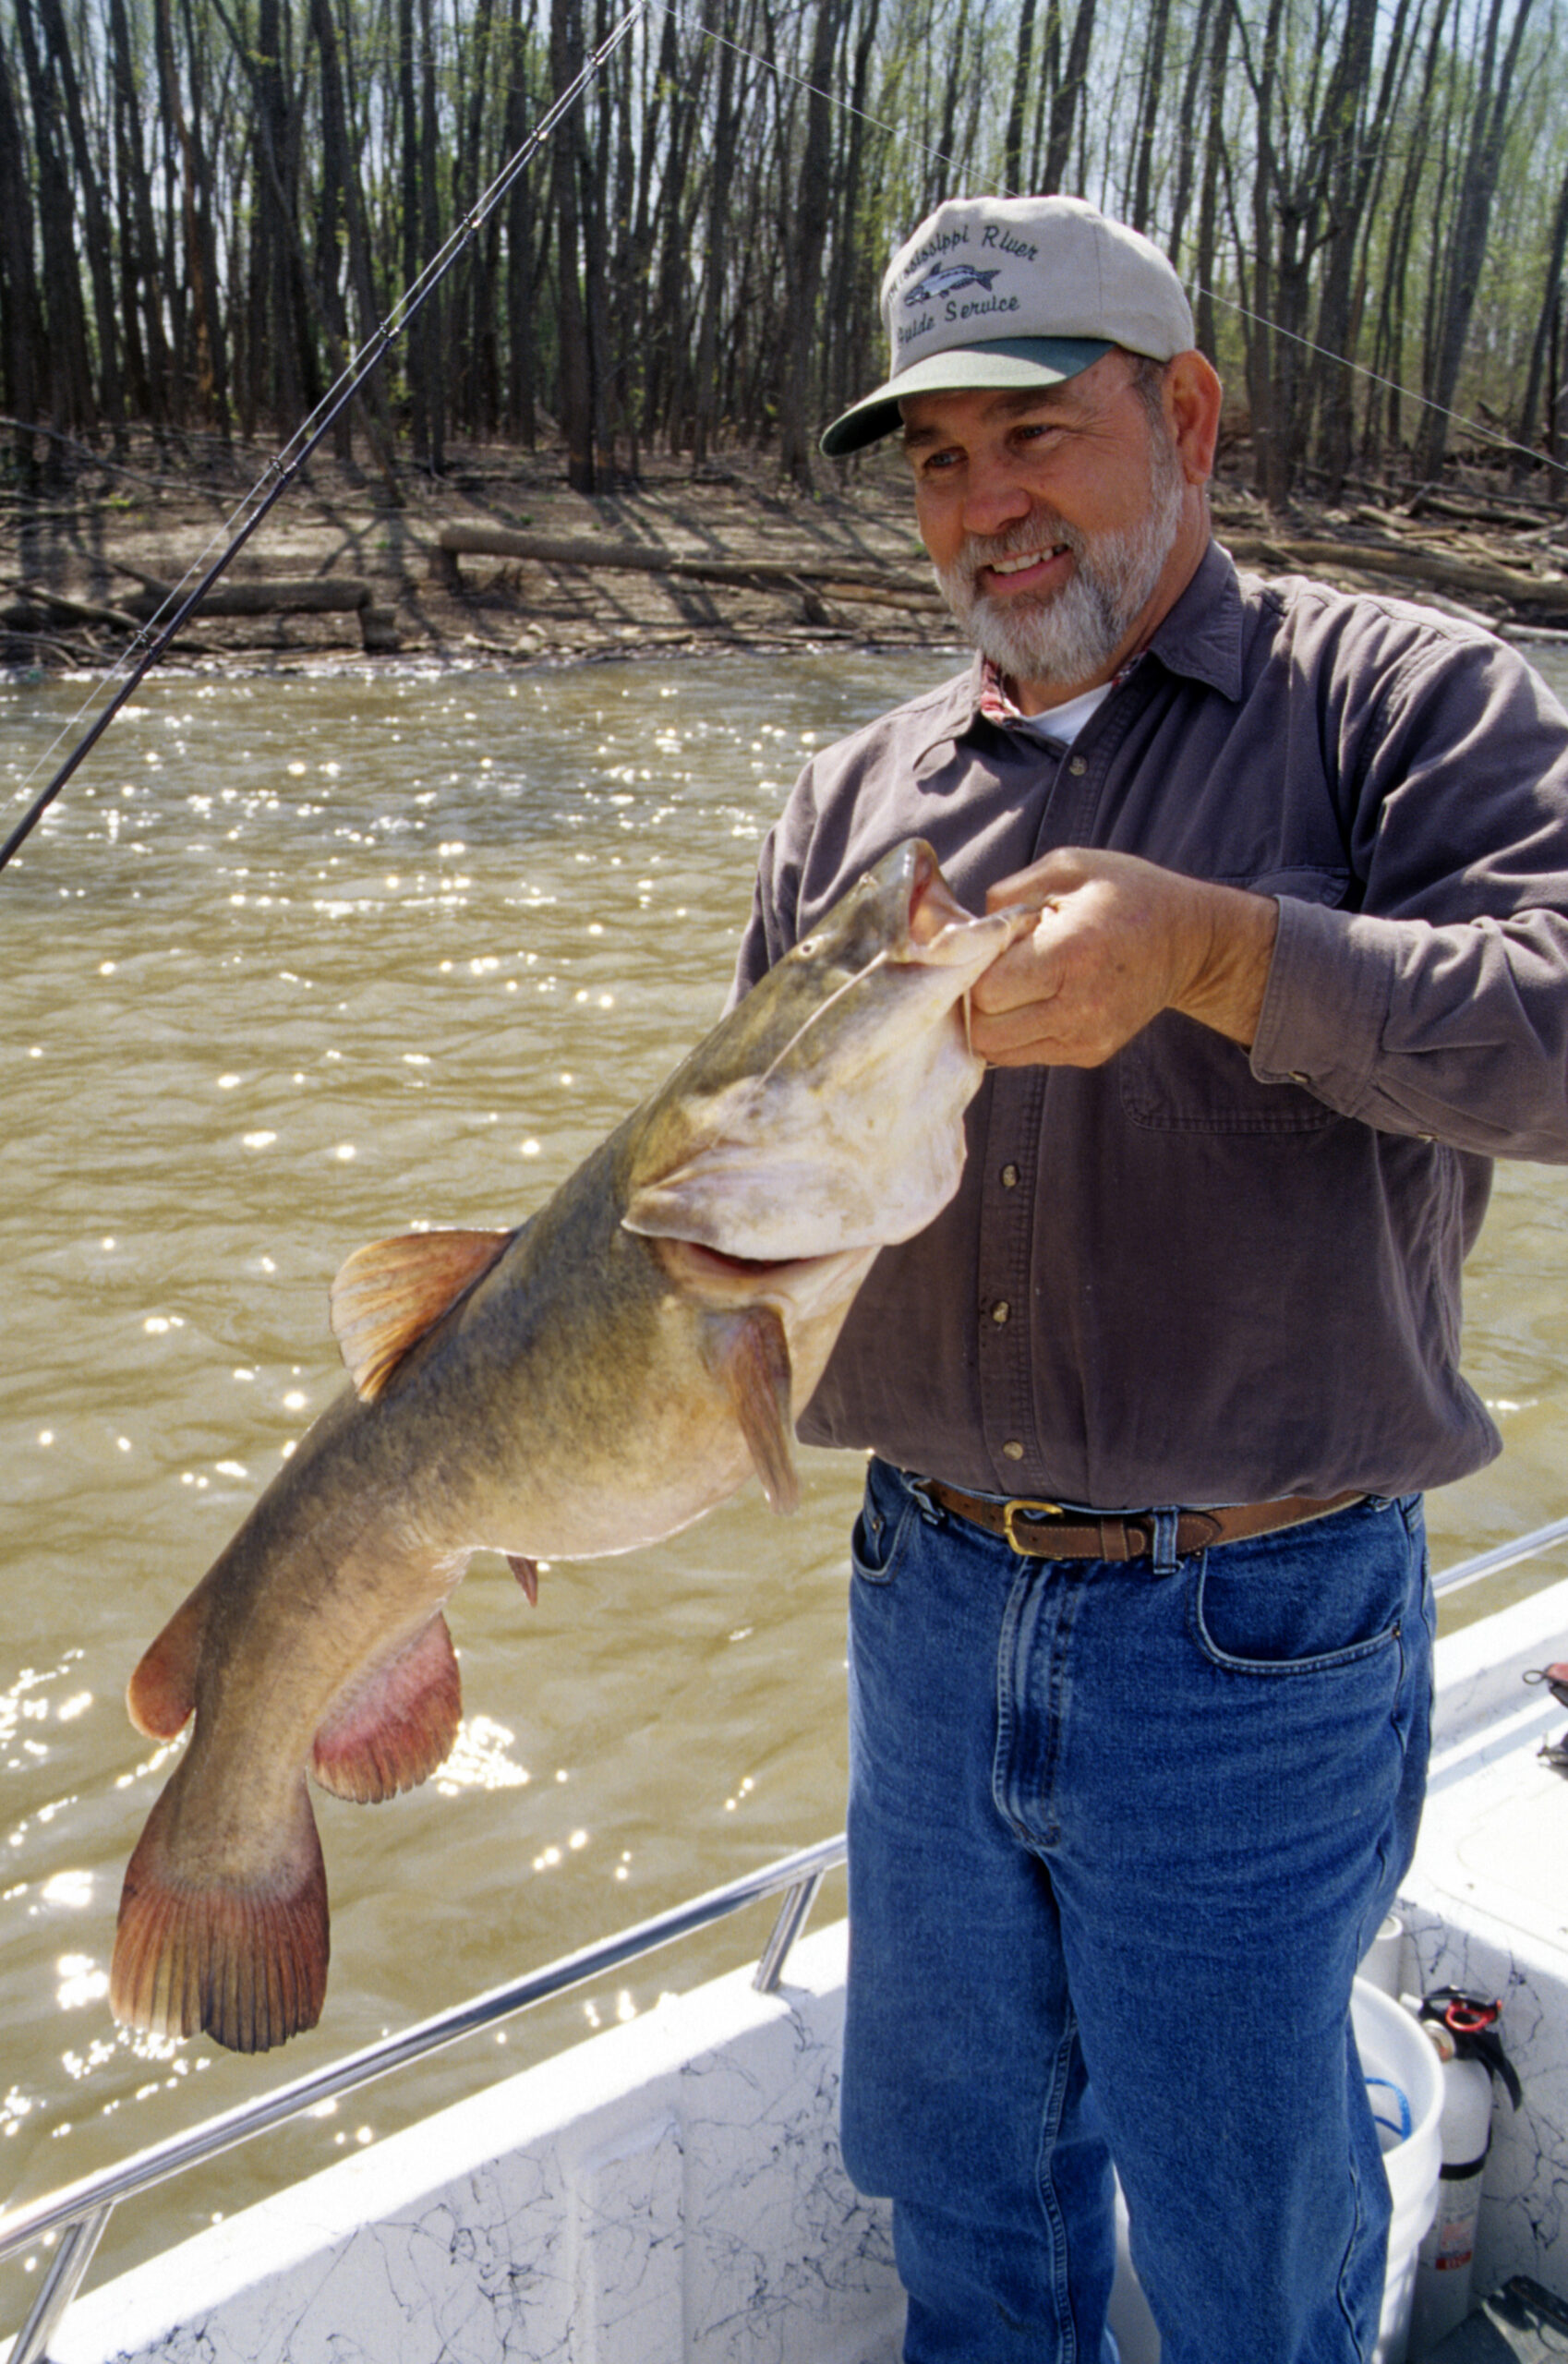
[710,1304,800,1515]
[330,1228,513,1402]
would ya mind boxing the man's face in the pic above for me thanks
[900,355,1190,707]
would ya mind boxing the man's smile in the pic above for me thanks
[975,542,1073,596]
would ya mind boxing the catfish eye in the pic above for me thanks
[796,935,821,956]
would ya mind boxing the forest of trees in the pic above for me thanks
[5,0,1568,504]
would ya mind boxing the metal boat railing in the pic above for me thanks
[0,1831,847,2364]
[4,1510,1566,2363]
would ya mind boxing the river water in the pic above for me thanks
[3,643,1567,2321]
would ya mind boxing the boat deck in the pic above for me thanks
[1426,2275,1568,2361]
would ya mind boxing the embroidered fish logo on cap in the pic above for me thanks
[907,262,1003,304]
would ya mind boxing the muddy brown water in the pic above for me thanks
[2,645,1566,2321]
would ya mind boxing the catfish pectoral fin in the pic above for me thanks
[507,1553,539,1606]
[710,1304,799,1516]
[330,1226,514,1402]
[310,1610,463,1803]
[110,1770,329,2054]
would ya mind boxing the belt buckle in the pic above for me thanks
[1002,1497,1064,1554]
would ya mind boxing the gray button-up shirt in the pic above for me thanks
[731,540,1568,1508]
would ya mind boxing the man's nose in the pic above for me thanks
[960,455,1034,538]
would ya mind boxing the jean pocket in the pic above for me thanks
[850,1463,918,1586]
[1189,1499,1414,1676]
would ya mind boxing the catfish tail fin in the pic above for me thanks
[110,1765,329,2054]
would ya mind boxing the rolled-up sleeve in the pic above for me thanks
[1250,632,1568,1160]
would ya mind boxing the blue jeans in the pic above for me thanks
[840,1460,1434,2364]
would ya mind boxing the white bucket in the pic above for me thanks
[1105,1978,1444,2364]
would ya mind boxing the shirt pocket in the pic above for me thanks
[1117,865,1350,1136]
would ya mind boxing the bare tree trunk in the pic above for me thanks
[0,28,43,476]
[1166,0,1215,267]
[1003,0,1037,196]
[778,0,841,488]
[309,0,400,491]
[1128,0,1172,234]
[551,0,596,489]
[693,0,742,464]
[1042,0,1097,193]
[502,0,539,446]
[1190,0,1231,361]
[1246,0,1288,503]
[1414,0,1537,481]
[31,0,124,435]
[10,0,97,435]
[1517,155,1568,473]
[1307,0,1384,493]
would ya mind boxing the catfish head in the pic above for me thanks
[622,838,1029,1269]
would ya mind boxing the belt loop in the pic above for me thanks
[907,1472,943,1526]
[1150,1507,1180,1576]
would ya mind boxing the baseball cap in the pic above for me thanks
[821,194,1195,456]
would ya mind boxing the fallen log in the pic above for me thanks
[121,576,372,620]
[0,577,145,633]
[432,525,936,604]
[1224,534,1568,614]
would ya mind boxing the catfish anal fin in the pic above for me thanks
[713,1304,799,1515]
[330,1228,514,1403]
[310,1611,463,1803]
[127,1565,221,1741]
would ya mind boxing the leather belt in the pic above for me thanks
[914,1479,1366,1562]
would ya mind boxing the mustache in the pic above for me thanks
[942,514,1087,583]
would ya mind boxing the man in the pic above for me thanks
[731,195,1568,2362]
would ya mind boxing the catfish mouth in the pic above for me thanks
[653,1235,848,1291]
[902,842,1031,966]
[647,1236,874,1327]
[905,841,973,950]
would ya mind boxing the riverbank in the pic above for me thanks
[6,430,1568,669]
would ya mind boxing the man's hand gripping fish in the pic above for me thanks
[111,840,1030,2052]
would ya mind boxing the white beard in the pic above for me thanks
[934,425,1186,690]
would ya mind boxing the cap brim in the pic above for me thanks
[820,336,1116,456]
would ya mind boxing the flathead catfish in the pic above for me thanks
[111,839,1030,2054]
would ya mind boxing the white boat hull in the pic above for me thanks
[26,1575,1568,2364]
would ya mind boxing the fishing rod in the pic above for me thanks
[0,0,648,882]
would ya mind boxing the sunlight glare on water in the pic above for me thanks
[2,642,1568,2313]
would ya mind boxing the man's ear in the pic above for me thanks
[1165,351,1224,485]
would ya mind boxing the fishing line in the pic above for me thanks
[665,0,1568,490]
[0,0,648,880]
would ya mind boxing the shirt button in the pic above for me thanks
[1003,1440,1025,1461]
[1067,754,1088,776]
[1000,1164,1019,1188]
[991,1300,1010,1324]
